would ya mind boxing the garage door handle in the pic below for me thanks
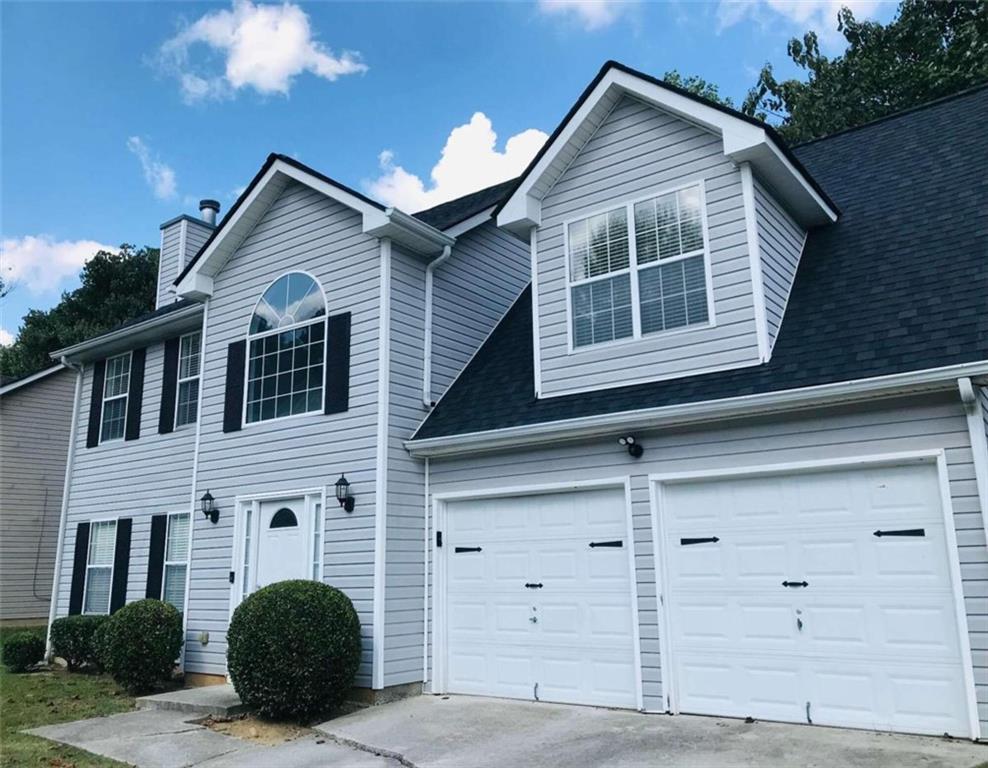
[454,546,482,553]
[782,580,809,588]
[589,540,623,548]
[525,583,543,589]
[873,528,925,537]
[680,536,720,546]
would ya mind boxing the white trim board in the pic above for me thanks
[739,162,771,362]
[0,363,68,397]
[648,449,981,740]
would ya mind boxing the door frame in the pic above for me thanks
[649,449,981,739]
[430,476,644,710]
[228,486,326,618]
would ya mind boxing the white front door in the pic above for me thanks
[255,498,309,588]
[444,488,638,709]
[661,461,973,737]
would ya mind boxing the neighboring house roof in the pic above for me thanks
[411,84,988,443]
[414,179,518,231]
[51,298,204,362]
[0,364,69,397]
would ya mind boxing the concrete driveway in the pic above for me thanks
[316,695,988,768]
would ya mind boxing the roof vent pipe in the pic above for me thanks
[199,199,220,227]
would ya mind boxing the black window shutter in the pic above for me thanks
[109,518,132,613]
[86,360,107,448]
[158,338,180,435]
[124,348,146,441]
[145,515,168,599]
[324,313,351,415]
[223,339,247,433]
[68,522,91,615]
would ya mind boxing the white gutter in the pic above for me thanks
[422,245,453,407]
[958,377,988,542]
[405,360,988,458]
[45,358,84,659]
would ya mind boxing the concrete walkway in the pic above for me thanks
[315,695,988,768]
[26,708,393,768]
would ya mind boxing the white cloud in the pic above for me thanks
[1,235,114,295]
[0,328,14,347]
[366,112,547,213]
[127,136,178,200]
[717,0,891,46]
[537,0,636,30]
[158,0,367,103]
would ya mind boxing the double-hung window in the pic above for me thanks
[100,353,131,442]
[568,183,711,349]
[83,520,117,614]
[161,512,190,610]
[175,332,201,427]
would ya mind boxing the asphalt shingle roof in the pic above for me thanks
[413,179,518,231]
[413,85,988,441]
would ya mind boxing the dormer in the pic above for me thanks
[496,62,838,398]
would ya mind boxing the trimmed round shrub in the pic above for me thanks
[92,618,112,671]
[101,599,183,693]
[50,615,108,671]
[3,631,45,673]
[227,580,361,720]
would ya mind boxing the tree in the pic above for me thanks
[0,244,159,380]
[663,70,736,108]
[743,0,988,143]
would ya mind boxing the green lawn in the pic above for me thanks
[1,627,134,768]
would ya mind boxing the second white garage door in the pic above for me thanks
[443,488,638,708]
[659,460,974,737]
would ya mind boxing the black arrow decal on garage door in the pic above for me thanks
[589,540,623,548]
[680,536,720,546]
[454,546,482,553]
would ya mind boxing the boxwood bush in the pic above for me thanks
[227,580,361,719]
[3,631,45,673]
[50,615,108,671]
[100,599,183,693]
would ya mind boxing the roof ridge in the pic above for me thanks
[792,80,988,149]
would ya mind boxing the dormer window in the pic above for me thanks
[246,272,327,424]
[567,182,713,349]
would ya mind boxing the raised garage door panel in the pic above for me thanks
[445,488,637,708]
[662,462,972,736]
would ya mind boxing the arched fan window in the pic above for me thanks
[270,508,299,528]
[246,272,327,424]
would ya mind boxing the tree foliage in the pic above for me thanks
[743,0,988,143]
[663,70,736,108]
[0,244,158,380]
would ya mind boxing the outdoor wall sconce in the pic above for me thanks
[335,474,356,513]
[200,490,219,524]
[618,435,644,459]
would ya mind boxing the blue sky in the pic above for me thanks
[0,0,894,342]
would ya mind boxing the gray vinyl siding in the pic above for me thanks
[384,245,429,686]
[0,369,75,622]
[425,393,988,729]
[185,220,212,266]
[535,94,760,397]
[157,223,183,309]
[754,176,805,348]
[186,181,382,685]
[430,221,530,402]
[54,344,198,619]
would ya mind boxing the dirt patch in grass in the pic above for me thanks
[200,714,313,746]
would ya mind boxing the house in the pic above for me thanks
[47,62,987,738]
[0,365,75,625]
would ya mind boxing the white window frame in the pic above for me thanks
[242,271,328,428]
[81,517,117,615]
[174,331,202,429]
[563,179,716,354]
[161,511,191,613]
[99,352,132,443]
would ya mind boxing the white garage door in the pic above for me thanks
[661,461,973,737]
[444,488,638,708]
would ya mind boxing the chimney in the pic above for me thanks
[199,199,220,226]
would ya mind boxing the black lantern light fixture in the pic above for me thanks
[200,490,219,524]
[335,474,355,513]
[618,435,644,459]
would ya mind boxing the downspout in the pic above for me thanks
[959,377,988,541]
[45,359,84,660]
[422,245,453,407]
